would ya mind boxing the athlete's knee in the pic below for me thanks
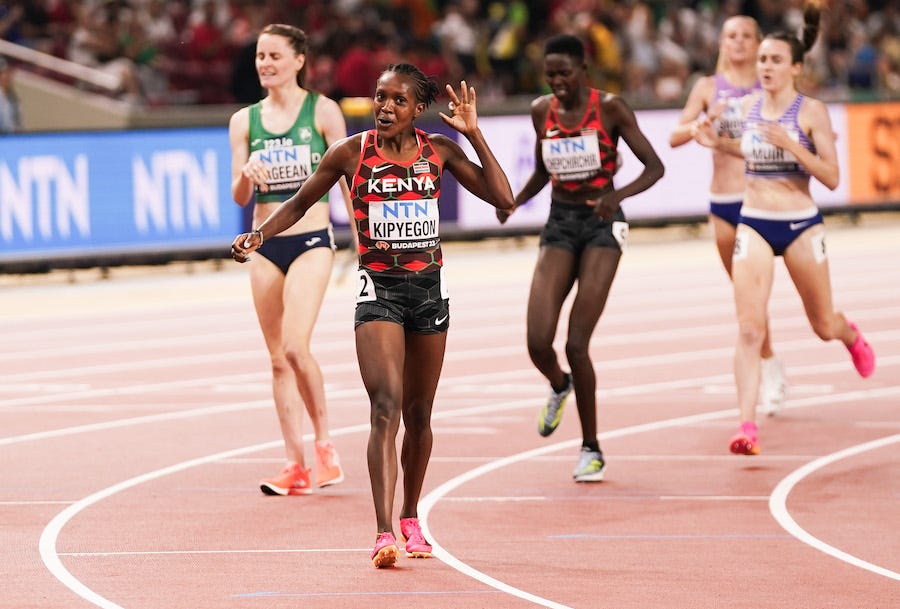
[402,403,433,434]
[283,344,314,374]
[269,355,292,380]
[527,335,555,363]
[564,335,591,363]
[737,319,767,348]
[369,393,401,430]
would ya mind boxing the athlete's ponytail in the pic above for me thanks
[765,1,822,64]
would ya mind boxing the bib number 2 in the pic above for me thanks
[357,269,377,303]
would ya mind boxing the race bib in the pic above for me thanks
[252,144,313,192]
[541,134,601,182]
[368,199,439,249]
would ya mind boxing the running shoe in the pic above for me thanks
[538,373,572,437]
[729,422,760,455]
[759,356,787,417]
[260,463,312,496]
[314,441,345,488]
[399,517,433,558]
[846,321,875,378]
[371,532,400,568]
[573,447,606,482]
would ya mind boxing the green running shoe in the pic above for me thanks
[573,447,606,482]
[538,373,572,437]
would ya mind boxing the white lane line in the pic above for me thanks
[417,386,900,609]
[33,383,900,607]
[60,548,369,557]
[768,433,900,581]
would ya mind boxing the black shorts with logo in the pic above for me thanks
[540,200,628,254]
[354,267,449,334]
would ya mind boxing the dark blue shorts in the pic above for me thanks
[709,198,742,227]
[737,208,823,256]
[256,226,335,275]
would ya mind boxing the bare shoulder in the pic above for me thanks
[531,94,552,113]
[228,105,250,129]
[800,95,829,117]
[598,91,635,120]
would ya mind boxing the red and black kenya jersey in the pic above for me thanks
[352,129,444,274]
[541,88,617,192]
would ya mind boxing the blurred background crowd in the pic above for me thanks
[1,0,899,114]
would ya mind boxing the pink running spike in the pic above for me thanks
[371,532,399,568]
[399,517,433,558]
[846,322,875,378]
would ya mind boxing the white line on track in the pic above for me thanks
[417,386,900,609]
[768,433,900,581]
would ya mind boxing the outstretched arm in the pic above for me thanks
[231,136,358,262]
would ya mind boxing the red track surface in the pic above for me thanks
[2,217,898,609]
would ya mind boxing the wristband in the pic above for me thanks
[251,228,264,245]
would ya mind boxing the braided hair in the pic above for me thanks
[382,63,441,107]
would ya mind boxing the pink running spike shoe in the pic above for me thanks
[846,322,875,378]
[399,517,433,558]
[729,422,760,456]
[371,532,400,568]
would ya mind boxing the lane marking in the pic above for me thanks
[417,385,900,609]
[768,433,900,581]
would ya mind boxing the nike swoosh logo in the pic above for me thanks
[789,221,811,231]
[305,236,322,246]
[371,164,390,174]
[435,315,448,325]
[545,129,560,137]
[250,138,263,147]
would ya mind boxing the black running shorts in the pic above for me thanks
[540,200,628,254]
[354,267,449,334]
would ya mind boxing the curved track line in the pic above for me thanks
[418,388,900,607]
[418,409,731,609]
[768,433,900,581]
[40,388,900,607]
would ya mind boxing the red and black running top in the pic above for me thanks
[541,88,617,192]
[352,129,444,274]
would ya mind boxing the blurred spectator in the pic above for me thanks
[66,0,145,103]
[485,0,529,97]
[0,0,50,51]
[0,55,21,132]
[6,0,900,108]
[433,0,486,88]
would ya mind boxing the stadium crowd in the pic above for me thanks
[1,0,899,108]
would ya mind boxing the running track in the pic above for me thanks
[2,215,898,609]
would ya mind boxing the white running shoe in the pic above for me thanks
[759,356,787,417]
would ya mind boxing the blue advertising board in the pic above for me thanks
[0,127,241,263]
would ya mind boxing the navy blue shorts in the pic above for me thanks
[737,208,823,256]
[709,198,742,227]
[257,226,335,275]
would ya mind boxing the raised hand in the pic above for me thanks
[439,81,478,136]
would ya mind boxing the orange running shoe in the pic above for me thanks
[314,441,345,488]
[260,463,312,496]
[371,532,399,568]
